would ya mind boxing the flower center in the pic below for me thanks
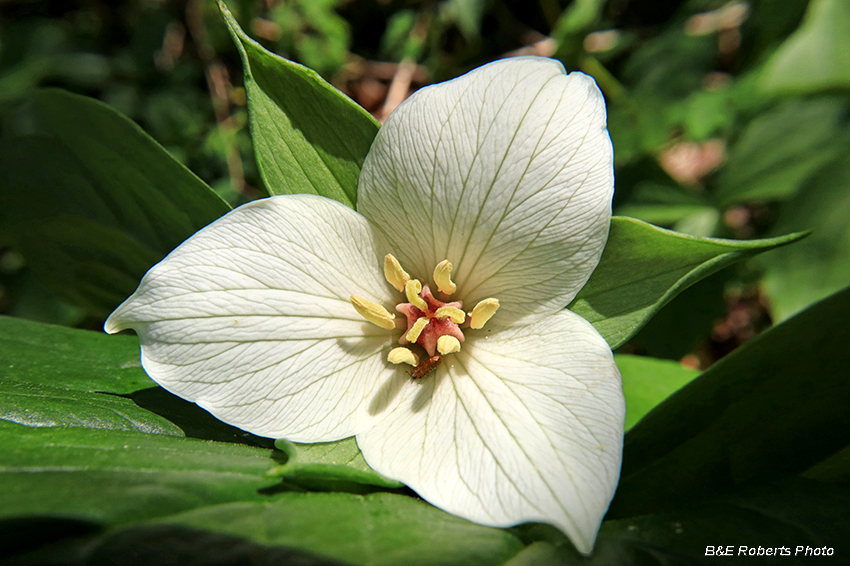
[350,254,499,377]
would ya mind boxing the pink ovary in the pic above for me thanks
[396,284,465,357]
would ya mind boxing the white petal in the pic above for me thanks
[106,195,404,441]
[356,309,624,555]
[358,57,614,325]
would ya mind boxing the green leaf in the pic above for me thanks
[219,1,379,208]
[615,182,716,228]
[615,355,700,431]
[517,478,848,565]
[625,270,728,360]
[0,315,152,394]
[7,492,524,566]
[6,523,350,566]
[0,316,275,445]
[761,153,850,321]
[153,492,523,566]
[0,90,231,317]
[569,217,806,348]
[714,97,850,206]
[1,382,181,435]
[1,419,523,566]
[0,316,392,479]
[760,0,850,96]
[609,286,850,518]
[271,438,404,489]
[0,421,276,525]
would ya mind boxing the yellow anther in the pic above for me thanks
[469,298,500,329]
[436,335,461,355]
[406,317,430,342]
[405,279,428,312]
[433,260,457,295]
[350,296,396,330]
[388,347,419,366]
[434,306,466,324]
[384,254,410,292]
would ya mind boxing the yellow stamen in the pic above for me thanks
[469,298,500,329]
[405,279,428,312]
[388,347,419,366]
[434,306,466,324]
[433,260,457,295]
[384,254,410,292]
[436,335,461,355]
[406,317,430,342]
[350,296,396,330]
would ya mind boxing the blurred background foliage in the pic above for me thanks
[1,0,847,369]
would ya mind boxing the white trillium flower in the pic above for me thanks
[105,56,625,555]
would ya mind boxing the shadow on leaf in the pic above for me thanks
[123,387,275,449]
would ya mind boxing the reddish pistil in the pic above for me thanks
[396,285,464,357]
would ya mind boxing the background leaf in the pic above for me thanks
[219,1,378,208]
[760,0,850,96]
[514,478,848,565]
[760,154,850,321]
[569,217,806,348]
[0,90,231,318]
[614,354,700,431]
[713,97,850,206]
[609,286,850,518]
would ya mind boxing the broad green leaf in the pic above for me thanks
[609,286,850,518]
[516,478,848,565]
[761,154,850,321]
[714,97,850,206]
[154,492,523,566]
[219,1,379,207]
[2,400,521,566]
[569,217,806,348]
[0,316,390,479]
[0,90,231,317]
[1,382,181,435]
[271,438,403,489]
[6,492,524,566]
[760,0,850,96]
[0,421,276,525]
[614,355,700,431]
[0,315,151,394]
